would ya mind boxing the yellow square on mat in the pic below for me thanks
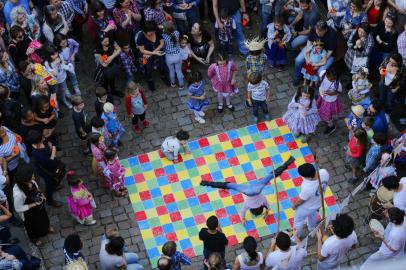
[266,121,277,129]
[221,168,233,178]
[141,230,154,240]
[279,126,290,134]
[177,229,188,238]
[220,141,233,150]
[159,214,171,224]
[282,180,295,189]
[190,235,200,245]
[125,168,132,177]
[204,155,216,164]
[129,193,139,202]
[285,208,295,219]
[143,171,155,181]
[207,135,219,145]
[173,191,186,201]
[136,182,149,193]
[238,154,250,164]
[222,196,234,206]
[177,170,190,180]
[240,135,252,144]
[222,226,236,236]
[180,208,193,218]
[198,166,210,175]
[160,185,172,195]
[263,138,276,148]
[148,151,160,160]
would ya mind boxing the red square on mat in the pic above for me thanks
[195,157,206,166]
[174,154,183,163]
[289,217,294,227]
[170,212,182,222]
[247,229,259,239]
[168,174,179,183]
[280,171,290,181]
[215,208,227,218]
[158,150,165,158]
[274,136,284,145]
[261,157,273,167]
[229,214,241,224]
[287,141,298,150]
[138,154,150,163]
[275,118,285,126]
[166,232,178,241]
[227,235,238,246]
[245,171,257,181]
[254,141,265,150]
[201,173,213,182]
[215,152,226,161]
[139,191,151,200]
[219,189,230,198]
[198,194,210,204]
[154,168,165,177]
[325,196,337,206]
[304,155,315,163]
[134,174,145,183]
[265,214,276,225]
[228,157,240,167]
[183,248,195,258]
[198,138,210,147]
[152,226,163,236]
[292,177,303,186]
[184,188,196,198]
[277,191,288,200]
[231,138,243,148]
[232,194,244,204]
[195,214,206,224]
[135,211,147,221]
[163,194,175,204]
[288,162,297,169]
[218,133,229,142]
[225,176,236,183]
[257,122,268,131]
[156,206,168,216]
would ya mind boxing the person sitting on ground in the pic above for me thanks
[161,130,190,163]
[161,241,191,270]
[233,236,264,270]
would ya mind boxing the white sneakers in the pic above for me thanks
[195,116,205,124]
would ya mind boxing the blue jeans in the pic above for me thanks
[294,47,335,82]
[290,35,309,50]
[226,171,275,196]
[379,81,400,113]
[260,9,272,37]
[67,70,80,93]
[165,53,184,86]
[125,253,144,270]
[231,10,249,55]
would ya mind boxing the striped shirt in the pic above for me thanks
[0,127,19,171]
[163,31,181,55]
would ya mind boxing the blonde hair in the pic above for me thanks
[207,253,223,270]
[126,81,141,94]
[10,6,28,25]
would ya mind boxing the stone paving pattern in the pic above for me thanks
[36,24,393,270]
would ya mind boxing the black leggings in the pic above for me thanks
[102,64,119,93]
[132,112,146,125]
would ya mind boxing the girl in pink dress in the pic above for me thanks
[90,133,107,179]
[103,148,128,197]
[207,52,238,113]
[67,171,97,225]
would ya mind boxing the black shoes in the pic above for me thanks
[147,81,156,91]
[323,125,336,135]
[200,181,229,189]
[274,156,296,177]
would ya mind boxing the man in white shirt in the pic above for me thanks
[316,213,358,270]
[265,229,307,270]
[292,163,329,237]
[382,176,406,212]
[361,207,406,269]
[161,130,190,163]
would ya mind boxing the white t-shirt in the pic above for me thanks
[265,246,307,270]
[320,231,358,267]
[393,177,406,212]
[99,239,126,270]
[161,136,181,157]
[379,222,406,257]
[395,0,406,11]
[298,170,329,210]
[319,74,342,102]
[248,80,270,101]
[237,252,263,270]
[0,167,6,191]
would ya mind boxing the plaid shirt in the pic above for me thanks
[246,54,268,75]
[0,259,23,269]
[144,6,166,26]
[0,61,20,93]
[398,31,406,65]
[59,1,75,26]
[113,0,140,32]
[170,251,192,270]
[119,50,137,75]
[163,31,180,55]
[67,0,87,16]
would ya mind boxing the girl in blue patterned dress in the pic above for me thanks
[187,71,209,124]
[301,40,327,87]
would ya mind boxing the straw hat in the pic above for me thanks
[351,105,365,118]
[244,36,267,51]
[103,102,114,113]
[65,258,88,270]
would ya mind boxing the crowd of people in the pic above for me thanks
[0,0,404,268]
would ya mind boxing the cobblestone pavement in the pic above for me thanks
[35,27,394,270]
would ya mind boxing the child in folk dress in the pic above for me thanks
[103,148,127,197]
[67,171,97,225]
[187,71,209,124]
[348,67,372,106]
[265,16,292,70]
[90,133,107,180]
[283,85,320,143]
[301,40,327,87]
[316,68,343,135]
[208,52,238,113]
[102,102,125,147]
[179,35,192,78]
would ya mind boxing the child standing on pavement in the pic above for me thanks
[208,52,238,113]
[125,82,150,133]
[71,95,91,155]
[103,147,127,197]
[187,71,209,124]
[102,102,125,147]
[95,86,114,118]
[346,128,367,184]
[90,132,107,181]
[247,72,272,123]
[344,105,365,139]
[245,37,268,76]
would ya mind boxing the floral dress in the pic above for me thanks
[67,183,94,224]
[207,61,238,96]
[283,96,321,134]
[103,157,125,192]
[91,141,107,175]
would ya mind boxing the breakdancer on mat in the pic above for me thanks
[201,156,295,223]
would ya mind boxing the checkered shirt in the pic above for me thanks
[67,0,86,16]
[246,54,268,75]
[163,31,180,55]
[171,251,192,270]
[144,6,166,26]
[59,1,75,26]
[112,1,140,32]
[398,31,406,65]
[119,50,137,75]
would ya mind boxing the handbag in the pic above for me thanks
[172,12,187,21]
[37,160,67,186]
[351,56,368,74]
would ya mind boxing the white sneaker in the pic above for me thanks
[195,116,205,124]
[198,111,205,117]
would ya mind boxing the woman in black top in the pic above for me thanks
[33,95,56,140]
[189,22,215,64]
[19,107,43,145]
[136,21,169,91]
[8,25,30,68]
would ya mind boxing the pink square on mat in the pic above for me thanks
[201,173,213,182]
[261,157,273,167]
[254,141,265,150]
[292,177,303,186]
[163,194,175,204]
[304,155,315,163]
[228,157,240,167]
[219,189,230,198]
[218,133,229,142]
[231,138,243,148]
[135,211,147,221]
[139,191,151,200]
[134,174,145,183]
[264,214,276,225]
[280,171,290,181]
[156,206,168,215]
[152,226,163,236]
[232,194,244,204]
[168,174,179,183]
[229,214,241,224]
[138,154,149,163]
[195,157,206,166]
[170,212,182,222]
[198,194,210,204]
[245,171,257,181]
[247,229,259,239]
[275,118,285,126]
[184,188,196,198]
[277,191,288,200]
[215,152,226,161]
[227,235,238,246]
[325,196,337,206]
[183,248,195,258]
[225,176,236,183]
[215,208,227,218]
[274,136,284,145]
[154,168,165,177]
[287,141,298,150]
[165,232,178,241]
[194,214,206,224]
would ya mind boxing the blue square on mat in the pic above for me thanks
[128,157,139,166]
[280,200,292,209]
[227,130,239,140]
[138,220,150,230]
[277,144,289,153]
[246,125,258,134]
[212,171,223,181]
[179,238,192,250]
[180,179,193,190]
[143,200,154,209]
[224,149,236,158]
[155,235,166,246]
[225,206,238,215]
[260,131,272,139]
[268,223,277,232]
[283,133,295,142]
[288,169,299,178]
[187,197,199,207]
[300,146,312,156]
[188,141,199,150]
[201,203,213,212]
[162,223,175,233]
[183,217,196,227]
[147,247,160,258]
[164,165,176,175]
[150,188,162,198]
[218,160,229,169]
[241,163,254,172]
[244,220,255,230]
[244,144,256,153]
[157,176,168,186]
[166,203,179,213]
[201,147,213,155]
[274,211,287,220]
[286,188,298,198]
[271,155,283,165]
[141,163,153,171]
[184,159,196,169]
[219,218,231,227]
[125,176,134,186]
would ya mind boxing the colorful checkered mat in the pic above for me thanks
[122,118,340,265]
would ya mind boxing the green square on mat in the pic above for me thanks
[232,166,244,175]
[188,167,199,177]
[191,206,202,215]
[174,163,187,172]
[209,144,221,153]
[234,224,246,234]
[289,149,301,158]
[131,165,142,175]
[151,159,162,169]
[149,217,160,227]
[268,147,279,156]
[194,244,204,254]
[171,182,183,192]
[147,180,159,189]
[192,148,203,157]
[187,226,199,236]
[238,127,248,136]
[144,238,156,248]
[177,200,188,210]
[234,147,246,156]
[126,184,138,194]
[270,128,281,137]
[173,221,185,230]
[132,202,144,212]
[279,220,291,231]
[153,197,164,207]
[255,168,267,179]
[120,159,129,167]
[150,258,159,268]
[248,151,259,161]
[257,226,269,236]
[250,133,261,142]
[211,200,224,209]
[208,163,220,172]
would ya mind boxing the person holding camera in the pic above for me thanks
[13,163,53,247]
